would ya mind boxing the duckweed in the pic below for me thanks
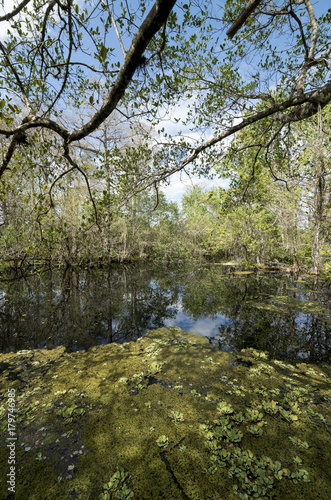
[0,327,329,499]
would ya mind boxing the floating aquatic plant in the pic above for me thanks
[168,410,185,423]
[149,362,161,374]
[259,400,279,415]
[200,388,315,498]
[253,350,268,360]
[57,405,85,423]
[247,424,263,436]
[118,377,129,385]
[289,436,309,449]
[99,468,134,500]
[156,435,169,448]
[217,401,234,415]
[245,409,264,422]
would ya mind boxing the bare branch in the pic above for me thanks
[101,0,126,58]
[153,181,159,210]
[242,143,263,201]
[0,117,70,140]
[0,40,33,114]
[288,3,308,58]
[42,0,73,116]
[41,0,58,48]
[296,0,318,95]
[63,145,101,231]
[46,61,120,74]
[311,45,331,68]
[0,136,18,178]
[39,0,58,76]
[264,125,290,188]
[48,165,76,208]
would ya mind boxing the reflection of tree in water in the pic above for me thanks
[0,265,180,352]
[296,278,331,364]
[0,264,330,362]
[214,275,330,364]
[0,270,50,352]
[80,265,180,346]
[179,267,330,364]
[180,267,233,320]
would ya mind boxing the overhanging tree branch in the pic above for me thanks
[0,0,177,177]
[226,0,264,39]
[0,0,330,196]
[67,0,177,143]
[0,0,32,22]
[181,80,331,170]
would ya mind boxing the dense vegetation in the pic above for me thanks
[1,0,331,273]
[1,106,330,272]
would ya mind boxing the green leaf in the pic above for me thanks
[100,44,108,62]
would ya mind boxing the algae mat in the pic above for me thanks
[0,327,330,500]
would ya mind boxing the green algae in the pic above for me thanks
[0,327,330,499]
[250,294,331,321]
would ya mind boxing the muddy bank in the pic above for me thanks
[0,327,330,499]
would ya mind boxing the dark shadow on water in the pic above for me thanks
[230,357,254,367]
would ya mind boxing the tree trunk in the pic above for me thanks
[309,111,326,275]
[310,220,320,274]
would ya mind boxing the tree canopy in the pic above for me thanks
[0,0,331,192]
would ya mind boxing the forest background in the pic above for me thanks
[1,0,331,274]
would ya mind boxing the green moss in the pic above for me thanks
[0,327,330,499]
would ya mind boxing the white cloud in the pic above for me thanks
[153,96,232,205]
[156,95,199,138]
[161,169,230,206]
[0,0,15,40]
[164,307,229,337]
[0,0,87,40]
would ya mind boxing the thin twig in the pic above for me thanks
[0,41,32,114]
[42,0,73,117]
[101,0,126,58]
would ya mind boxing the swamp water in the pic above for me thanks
[0,264,330,499]
[0,263,330,364]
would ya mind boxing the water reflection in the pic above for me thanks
[0,264,330,364]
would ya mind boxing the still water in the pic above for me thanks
[0,263,330,364]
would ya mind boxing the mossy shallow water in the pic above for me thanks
[0,327,330,499]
